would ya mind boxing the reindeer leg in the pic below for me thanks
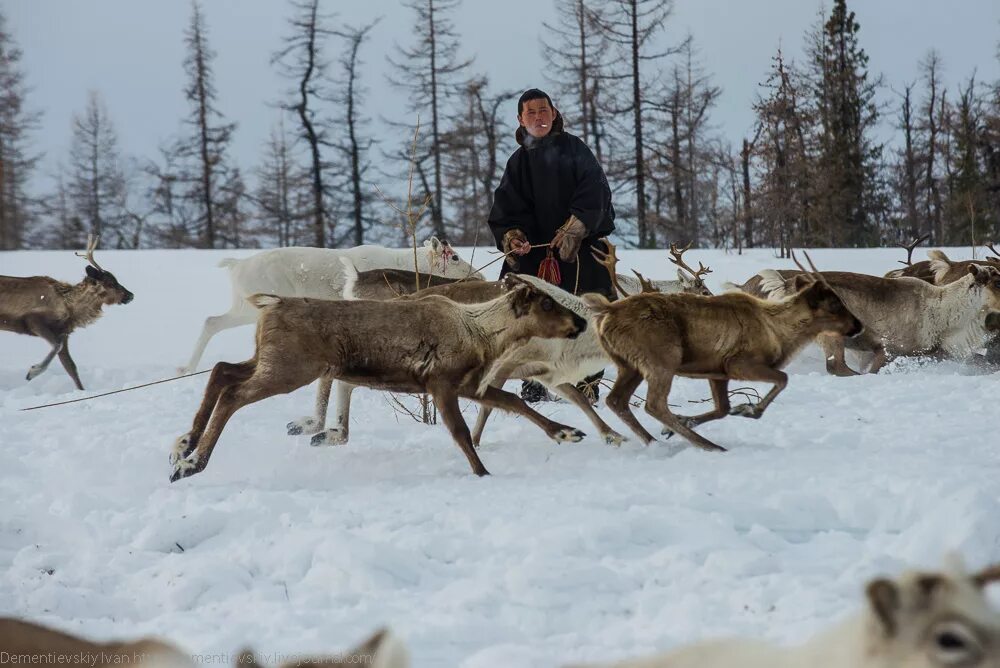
[818,333,859,376]
[287,374,333,436]
[551,382,626,446]
[181,308,257,373]
[725,359,788,419]
[867,345,889,374]
[55,336,85,390]
[23,318,64,383]
[661,378,730,437]
[605,363,657,445]
[465,386,586,444]
[171,360,255,465]
[431,385,490,476]
[644,371,727,452]
[171,361,321,482]
[311,380,356,446]
[472,361,549,447]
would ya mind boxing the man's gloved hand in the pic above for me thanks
[551,215,587,262]
[502,228,531,269]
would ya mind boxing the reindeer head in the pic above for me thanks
[501,274,587,340]
[864,560,1000,668]
[77,235,133,305]
[969,264,1000,311]
[422,236,484,280]
[791,251,863,338]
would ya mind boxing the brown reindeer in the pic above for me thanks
[0,617,190,668]
[170,274,588,482]
[0,618,407,668]
[885,241,1000,283]
[0,235,133,390]
[582,254,862,452]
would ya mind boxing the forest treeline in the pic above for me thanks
[1,0,998,252]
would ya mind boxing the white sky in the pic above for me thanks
[6,0,1000,194]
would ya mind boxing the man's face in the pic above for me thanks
[518,98,556,139]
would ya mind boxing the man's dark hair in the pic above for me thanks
[517,88,555,116]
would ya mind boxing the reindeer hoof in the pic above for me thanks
[25,365,45,381]
[169,455,199,483]
[310,429,348,447]
[287,416,323,436]
[169,433,193,465]
[604,431,626,446]
[661,417,696,436]
[551,427,585,443]
[729,404,761,419]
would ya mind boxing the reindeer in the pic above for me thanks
[0,618,408,668]
[591,240,713,297]
[573,558,1000,668]
[885,240,1000,283]
[582,254,862,452]
[180,237,483,373]
[0,235,133,390]
[341,261,499,302]
[285,260,502,441]
[735,261,1000,375]
[289,261,623,447]
[170,274,588,482]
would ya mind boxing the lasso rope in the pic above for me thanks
[19,369,211,411]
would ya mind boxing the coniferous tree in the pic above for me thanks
[273,0,338,247]
[0,9,40,249]
[387,0,473,242]
[805,0,883,246]
[67,91,129,246]
[174,1,238,248]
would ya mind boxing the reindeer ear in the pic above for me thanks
[85,265,102,279]
[429,236,441,251]
[792,274,814,293]
[867,578,901,636]
[969,264,990,284]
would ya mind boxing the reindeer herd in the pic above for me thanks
[3,234,1000,480]
[4,236,1000,664]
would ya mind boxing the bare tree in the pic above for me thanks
[540,0,611,161]
[330,19,380,247]
[919,50,945,243]
[253,119,309,247]
[66,91,128,246]
[387,0,473,240]
[175,1,238,248]
[594,0,677,248]
[0,9,40,249]
[272,0,337,247]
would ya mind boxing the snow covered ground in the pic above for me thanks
[2,245,999,666]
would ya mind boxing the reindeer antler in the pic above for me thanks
[791,249,831,289]
[74,234,105,272]
[668,242,713,282]
[630,269,658,294]
[972,564,1000,587]
[896,233,932,266]
[590,238,635,298]
[985,242,1000,263]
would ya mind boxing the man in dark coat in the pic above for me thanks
[488,88,615,402]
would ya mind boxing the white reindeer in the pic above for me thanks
[576,558,1000,668]
[181,237,482,373]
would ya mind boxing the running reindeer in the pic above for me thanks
[170,274,588,482]
[0,235,133,390]
[583,253,862,452]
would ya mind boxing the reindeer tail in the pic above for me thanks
[757,270,792,300]
[720,281,743,293]
[927,250,952,283]
[247,294,282,309]
[581,292,612,315]
[340,257,360,300]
